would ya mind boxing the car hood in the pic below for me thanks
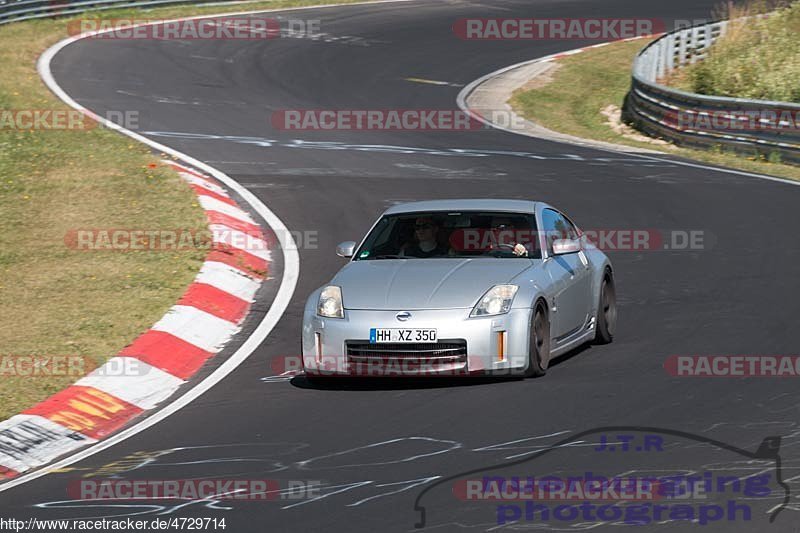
[331,259,532,310]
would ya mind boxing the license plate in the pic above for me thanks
[369,328,438,343]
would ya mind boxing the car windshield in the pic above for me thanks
[353,211,541,260]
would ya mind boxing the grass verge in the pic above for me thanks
[508,39,800,181]
[0,0,364,421]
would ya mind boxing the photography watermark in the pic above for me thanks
[665,355,800,377]
[271,109,491,131]
[63,228,318,252]
[445,229,708,253]
[67,478,322,501]
[453,475,663,502]
[488,471,770,526]
[453,18,664,40]
[0,355,91,378]
[280,354,469,377]
[66,17,321,40]
[593,433,664,452]
[0,518,228,531]
[669,109,800,133]
[0,355,148,378]
[274,354,538,378]
[0,109,138,131]
[493,499,755,526]
[412,427,789,528]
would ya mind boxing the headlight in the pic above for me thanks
[471,284,518,317]
[317,285,344,318]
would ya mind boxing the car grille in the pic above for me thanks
[345,340,468,372]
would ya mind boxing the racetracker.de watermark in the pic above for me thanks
[0,355,91,378]
[668,109,800,132]
[63,228,318,252]
[0,109,138,131]
[453,476,662,502]
[271,110,494,131]
[66,17,321,40]
[452,18,664,40]
[446,229,708,252]
[489,471,770,526]
[665,355,800,377]
[1,110,91,131]
[0,355,153,378]
[274,355,535,377]
[67,478,322,501]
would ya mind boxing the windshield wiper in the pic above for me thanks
[372,254,406,259]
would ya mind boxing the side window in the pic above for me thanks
[541,209,579,253]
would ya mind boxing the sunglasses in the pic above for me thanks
[415,223,434,229]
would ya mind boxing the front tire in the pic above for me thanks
[525,304,551,378]
[594,271,616,344]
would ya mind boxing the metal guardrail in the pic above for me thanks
[0,0,243,25]
[622,19,800,164]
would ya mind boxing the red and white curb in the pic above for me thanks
[0,161,268,481]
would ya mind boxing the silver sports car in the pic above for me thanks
[301,199,616,378]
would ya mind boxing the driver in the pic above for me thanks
[489,217,529,257]
[400,216,450,258]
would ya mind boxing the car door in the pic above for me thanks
[540,208,593,342]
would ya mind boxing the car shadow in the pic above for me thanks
[549,342,592,367]
[291,374,518,391]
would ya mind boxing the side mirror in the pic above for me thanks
[552,238,581,256]
[336,241,357,258]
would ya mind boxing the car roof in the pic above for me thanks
[383,199,540,215]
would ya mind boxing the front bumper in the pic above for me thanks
[301,308,532,377]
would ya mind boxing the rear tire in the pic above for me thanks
[594,271,616,344]
[525,304,551,378]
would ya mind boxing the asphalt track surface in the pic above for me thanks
[2,1,800,531]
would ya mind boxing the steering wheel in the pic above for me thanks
[486,243,518,257]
